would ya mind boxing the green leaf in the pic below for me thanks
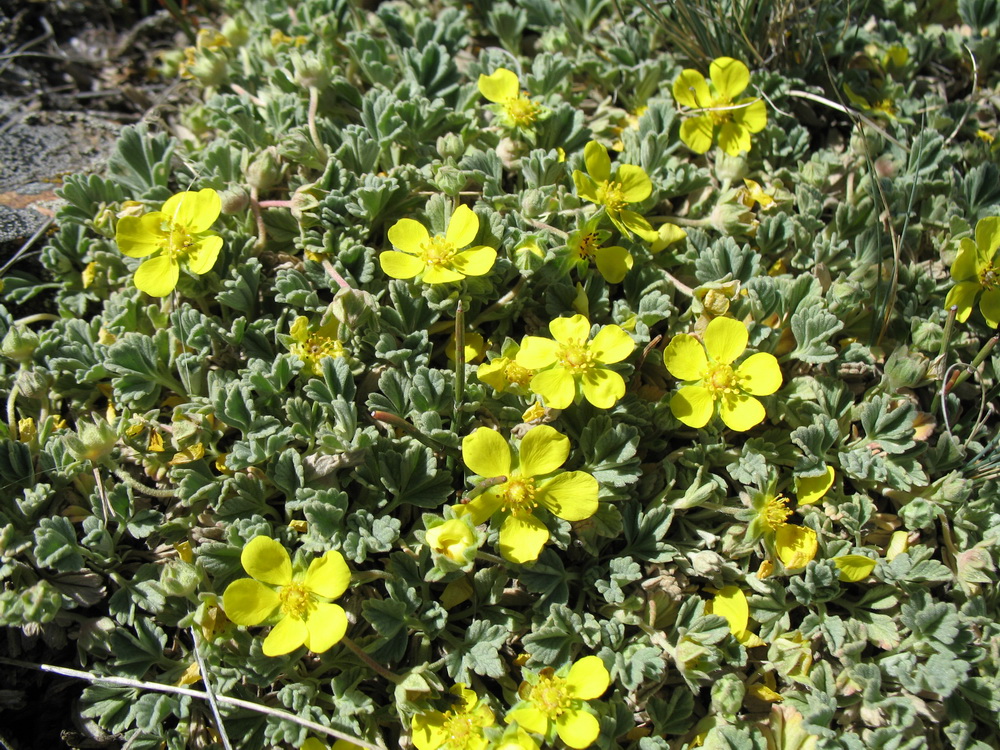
[789,305,843,363]
[858,395,916,454]
[34,516,84,571]
[442,620,508,681]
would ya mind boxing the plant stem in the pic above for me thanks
[340,636,402,683]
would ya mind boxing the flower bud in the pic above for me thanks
[715,151,749,183]
[710,673,745,717]
[436,133,465,160]
[289,49,329,90]
[15,369,52,399]
[1,326,38,363]
[709,201,756,237]
[432,165,466,197]
[245,146,283,193]
[221,16,249,47]
[218,185,250,214]
[65,419,118,463]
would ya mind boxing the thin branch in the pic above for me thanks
[191,630,233,750]
[0,656,380,750]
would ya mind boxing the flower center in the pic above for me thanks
[702,362,740,395]
[504,360,533,386]
[574,231,599,260]
[166,224,196,259]
[420,235,456,267]
[528,674,571,718]
[504,95,540,128]
[760,494,791,532]
[557,340,594,373]
[500,477,537,514]
[291,333,345,363]
[979,262,998,291]
[596,181,627,213]
[709,95,734,126]
[279,582,314,619]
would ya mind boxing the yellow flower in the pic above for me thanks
[477,341,536,394]
[672,57,767,156]
[516,315,635,410]
[563,220,633,283]
[380,204,497,284]
[738,178,775,210]
[459,426,598,563]
[747,492,818,571]
[287,316,345,377]
[945,216,1000,328]
[115,189,224,297]
[412,684,495,750]
[507,655,609,749]
[222,536,350,657]
[663,316,782,431]
[478,68,542,129]
[424,517,480,567]
[572,141,658,242]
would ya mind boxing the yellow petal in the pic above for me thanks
[222,578,280,625]
[703,316,748,364]
[451,246,497,277]
[478,68,519,103]
[573,171,600,204]
[242,535,292,586]
[981,287,1000,328]
[516,336,559,370]
[303,602,348,652]
[462,427,513,477]
[262,615,309,656]
[952,238,978,281]
[517,425,569,477]
[795,466,835,505]
[975,215,1000,259]
[583,140,611,183]
[945,281,980,322]
[581,367,626,408]
[717,121,751,156]
[549,314,591,344]
[412,710,448,750]
[116,213,165,257]
[589,325,633,364]
[162,189,221,233]
[617,210,659,242]
[507,707,549,735]
[530,367,577,409]
[709,57,750,98]
[303,550,351,599]
[536,471,599,521]
[445,204,480,248]
[680,116,714,154]
[673,69,711,108]
[422,265,466,283]
[134,254,179,297]
[737,352,782,395]
[379,251,425,279]
[555,709,600,749]
[651,223,687,253]
[387,217,429,254]
[734,98,767,133]
[775,525,818,569]
[462,490,504,525]
[498,512,549,563]
[663,334,708,381]
[595,245,633,283]
[719,392,766,431]
[186,234,223,275]
[712,585,749,635]
[617,164,652,203]
[565,655,610,699]
[671,385,715,428]
[833,555,877,582]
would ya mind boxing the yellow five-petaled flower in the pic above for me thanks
[507,655,610,749]
[672,57,767,156]
[945,215,1000,328]
[478,68,542,130]
[573,141,658,242]
[663,316,782,431]
[411,684,495,750]
[222,536,350,657]
[380,204,497,284]
[115,188,224,297]
[516,314,635,410]
[459,426,598,564]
